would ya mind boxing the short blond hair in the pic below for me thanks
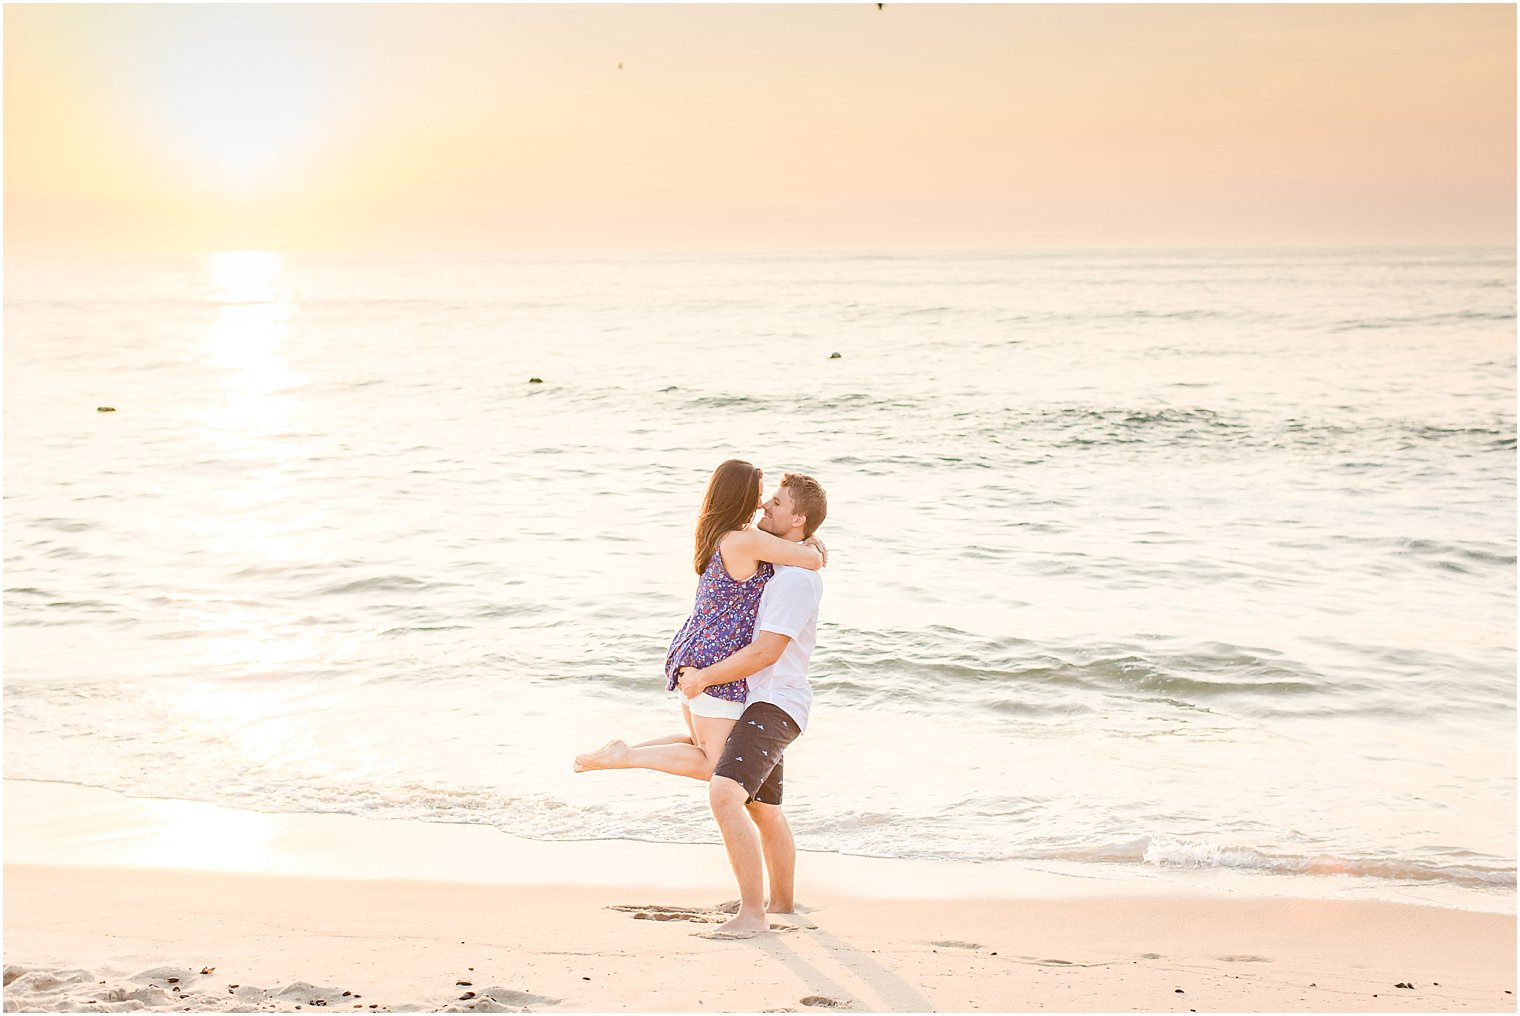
[781,472,827,538]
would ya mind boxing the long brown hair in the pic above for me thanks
[693,459,762,574]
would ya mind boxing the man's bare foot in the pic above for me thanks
[573,740,628,772]
[702,906,770,939]
[717,898,811,915]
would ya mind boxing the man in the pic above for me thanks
[676,470,827,939]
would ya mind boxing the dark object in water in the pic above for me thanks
[528,377,544,384]
[829,352,841,359]
[97,406,116,412]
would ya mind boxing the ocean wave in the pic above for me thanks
[823,629,1327,713]
[318,575,450,596]
[1013,835,1516,888]
[1402,423,1516,446]
[1128,835,1516,888]
[684,394,765,409]
[998,308,1229,325]
[1392,538,1516,568]
[1018,405,1253,448]
[378,624,472,637]
[1331,309,1516,332]
[1280,535,1517,574]
[984,404,1520,457]
[30,517,95,533]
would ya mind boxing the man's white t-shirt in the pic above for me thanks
[747,563,823,732]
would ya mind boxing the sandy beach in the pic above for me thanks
[4,782,1514,1013]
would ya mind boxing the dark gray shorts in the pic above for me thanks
[712,701,800,806]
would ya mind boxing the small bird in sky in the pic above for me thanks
[617,62,624,70]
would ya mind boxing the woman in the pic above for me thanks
[573,459,824,779]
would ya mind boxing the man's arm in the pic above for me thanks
[677,630,792,699]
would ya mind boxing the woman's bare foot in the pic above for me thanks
[573,740,628,772]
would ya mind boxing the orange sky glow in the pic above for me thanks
[4,3,1515,255]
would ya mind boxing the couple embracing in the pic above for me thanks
[575,460,828,939]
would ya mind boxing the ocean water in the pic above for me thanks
[4,248,1515,904]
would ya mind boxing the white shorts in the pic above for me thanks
[684,692,746,720]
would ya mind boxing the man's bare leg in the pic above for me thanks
[706,775,769,937]
[746,800,796,913]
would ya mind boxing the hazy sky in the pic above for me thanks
[5,3,1515,255]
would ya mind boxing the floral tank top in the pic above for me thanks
[664,543,773,704]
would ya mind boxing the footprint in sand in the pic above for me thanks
[610,904,727,925]
[613,903,808,932]
[697,924,800,940]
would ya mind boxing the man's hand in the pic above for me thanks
[677,666,706,700]
[681,632,792,696]
[803,534,827,567]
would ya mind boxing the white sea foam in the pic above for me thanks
[1143,836,1252,869]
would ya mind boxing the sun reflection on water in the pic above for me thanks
[202,251,302,406]
[175,251,328,682]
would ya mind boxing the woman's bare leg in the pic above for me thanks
[576,703,690,772]
[629,732,695,748]
[628,705,697,748]
[574,706,736,780]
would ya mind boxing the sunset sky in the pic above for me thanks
[5,3,1515,255]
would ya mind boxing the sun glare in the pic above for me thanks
[155,12,325,192]
[119,793,280,873]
